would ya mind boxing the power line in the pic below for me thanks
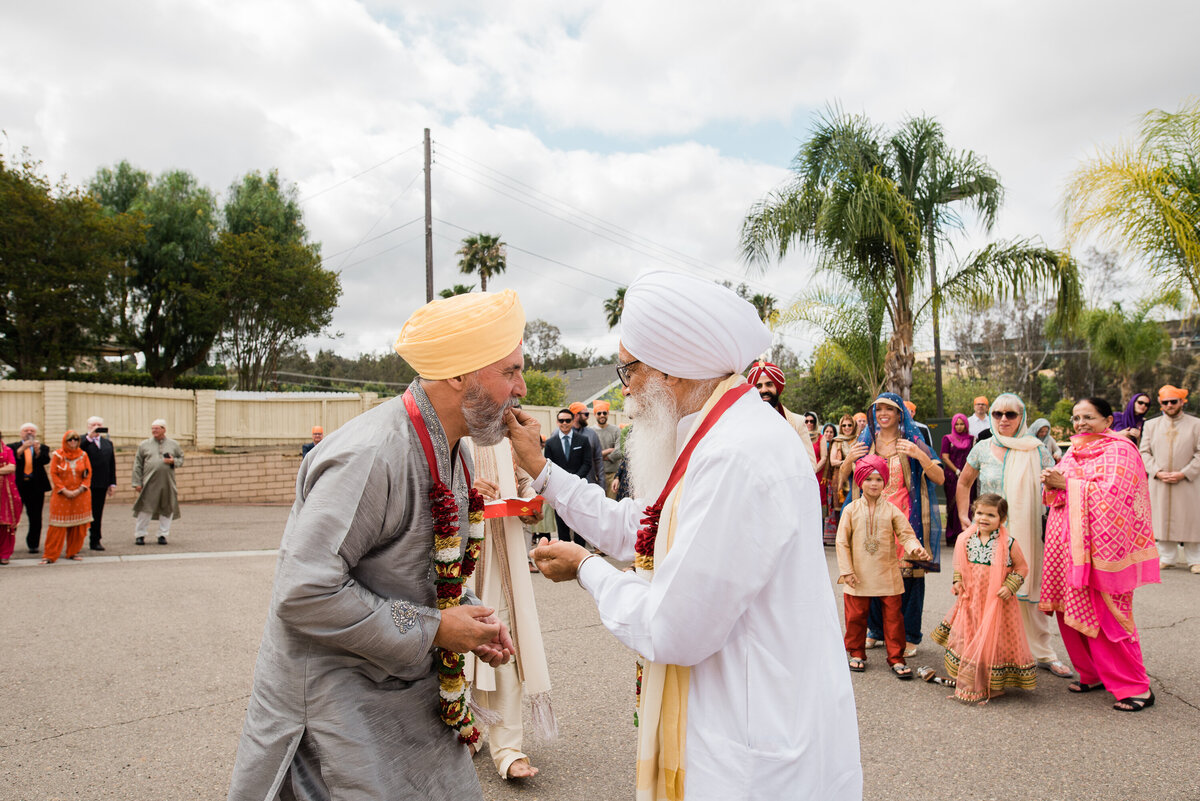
[321,216,423,264]
[330,170,425,271]
[299,143,422,203]
[432,140,782,295]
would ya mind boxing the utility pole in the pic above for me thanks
[424,127,433,303]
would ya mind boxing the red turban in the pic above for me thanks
[853,454,889,489]
[747,360,785,388]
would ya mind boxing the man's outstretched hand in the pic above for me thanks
[530,537,592,582]
[504,407,548,477]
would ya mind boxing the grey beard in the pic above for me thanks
[462,381,513,446]
[624,376,682,501]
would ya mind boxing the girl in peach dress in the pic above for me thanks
[931,493,1036,703]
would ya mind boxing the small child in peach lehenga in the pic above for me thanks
[930,493,1037,703]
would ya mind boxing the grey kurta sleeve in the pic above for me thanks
[169,441,184,468]
[131,443,146,487]
[274,447,442,676]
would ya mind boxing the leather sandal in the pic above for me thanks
[1113,691,1155,712]
[1068,681,1104,693]
[891,663,914,680]
[848,657,865,672]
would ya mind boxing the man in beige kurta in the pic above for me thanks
[464,436,556,780]
[1140,386,1200,572]
[131,419,184,544]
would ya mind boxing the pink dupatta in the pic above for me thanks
[950,523,1011,703]
[1059,431,1159,595]
[0,444,21,528]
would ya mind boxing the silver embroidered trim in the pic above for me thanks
[391,599,420,633]
[410,381,451,482]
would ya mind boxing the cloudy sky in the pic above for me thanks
[4,1,1197,363]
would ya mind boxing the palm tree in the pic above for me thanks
[741,108,1081,400]
[1066,99,1200,302]
[750,293,779,325]
[1081,296,1176,402]
[455,233,506,291]
[777,282,888,398]
[438,283,474,299]
[604,286,626,330]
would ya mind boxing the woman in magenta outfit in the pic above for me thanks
[940,414,975,546]
[0,431,22,565]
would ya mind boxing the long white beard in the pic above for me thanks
[624,376,682,501]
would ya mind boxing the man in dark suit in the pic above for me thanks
[543,408,592,544]
[81,416,118,551]
[10,422,51,553]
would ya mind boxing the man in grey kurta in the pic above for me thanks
[1140,386,1200,572]
[131,419,183,545]
[228,288,526,801]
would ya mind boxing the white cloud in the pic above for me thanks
[3,0,1197,368]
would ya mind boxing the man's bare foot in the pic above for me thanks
[506,758,539,779]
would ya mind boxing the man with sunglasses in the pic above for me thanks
[544,409,593,544]
[569,401,604,487]
[592,400,623,498]
[1140,385,1200,573]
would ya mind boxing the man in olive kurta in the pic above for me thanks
[228,290,526,801]
[131,419,184,545]
[1140,386,1200,572]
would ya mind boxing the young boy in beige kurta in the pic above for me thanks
[837,454,930,678]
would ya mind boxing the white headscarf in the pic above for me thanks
[621,271,772,379]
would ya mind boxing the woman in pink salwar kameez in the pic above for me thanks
[0,431,22,565]
[1039,398,1160,712]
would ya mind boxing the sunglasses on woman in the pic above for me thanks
[991,410,1020,420]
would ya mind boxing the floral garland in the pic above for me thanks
[632,503,661,725]
[432,476,486,745]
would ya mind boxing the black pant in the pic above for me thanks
[89,488,108,546]
[554,511,588,546]
[17,485,45,551]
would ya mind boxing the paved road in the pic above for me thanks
[1,505,1197,800]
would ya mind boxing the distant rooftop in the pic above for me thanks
[547,364,620,404]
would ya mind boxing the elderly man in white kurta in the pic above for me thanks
[1140,385,1200,573]
[506,271,861,801]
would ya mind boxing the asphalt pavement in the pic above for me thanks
[1,504,1197,800]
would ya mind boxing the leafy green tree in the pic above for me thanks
[604,286,626,329]
[216,171,340,390]
[741,108,1080,400]
[523,319,563,370]
[778,283,888,399]
[439,283,474,298]
[522,370,567,406]
[92,163,224,386]
[750,293,779,324]
[1066,99,1200,302]
[456,233,506,291]
[0,154,138,376]
[786,345,874,422]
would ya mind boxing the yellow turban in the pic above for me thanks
[394,290,525,380]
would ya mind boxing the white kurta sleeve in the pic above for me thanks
[541,462,646,561]
[579,447,807,666]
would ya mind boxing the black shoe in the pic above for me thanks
[157,536,168,545]
[135,536,145,545]
[90,543,106,552]
[28,548,39,554]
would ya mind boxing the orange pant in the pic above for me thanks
[44,524,87,563]
[844,593,906,665]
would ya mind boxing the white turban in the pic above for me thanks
[621,271,772,379]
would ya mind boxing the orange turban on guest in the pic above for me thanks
[568,402,587,414]
[592,400,611,412]
[904,401,917,415]
[394,290,525,380]
[853,412,868,423]
[1158,385,1188,402]
[974,396,989,405]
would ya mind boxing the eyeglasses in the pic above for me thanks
[1161,399,1181,406]
[991,410,1020,420]
[557,417,573,424]
[616,358,642,387]
[596,412,608,416]
[66,436,80,441]
[1135,400,1149,406]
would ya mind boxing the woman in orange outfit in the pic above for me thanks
[41,430,92,564]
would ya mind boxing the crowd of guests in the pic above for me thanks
[811,386,1188,712]
[0,418,184,563]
